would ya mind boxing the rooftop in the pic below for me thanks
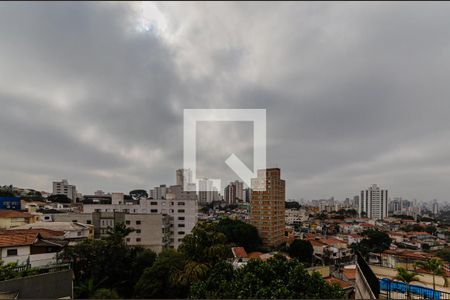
[0,210,32,218]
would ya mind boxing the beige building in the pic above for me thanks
[49,212,170,253]
[0,210,33,229]
[250,168,286,248]
[124,214,170,253]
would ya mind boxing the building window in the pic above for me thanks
[7,249,17,256]
[87,220,92,224]
[178,224,185,228]
[151,209,158,213]
[151,202,157,205]
[136,229,141,234]
[126,238,130,242]
[178,217,185,220]
[178,231,185,235]
[72,220,77,223]
[126,220,130,225]
[136,220,141,225]
[178,209,185,213]
[136,238,141,242]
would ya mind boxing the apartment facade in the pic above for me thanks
[250,168,285,248]
[83,185,198,249]
[198,178,219,204]
[359,184,388,220]
[224,181,244,204]
[52,179,77,203]
[49,211,170,252]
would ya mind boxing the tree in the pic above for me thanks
[437,248,450,263]
[174,222,231,285]
[415,258,448,297]
[288,239,313,266]
[105,222,134,243]
[47,194,71,203]
[215,218,262,252]
[285,201,301,209]
[425,225,437,234]
[190,255,345,299]
[134,250,187,298]
[394,267,419,299]
[178,222,230,266]
[129,189,148,200]
[61,224,154,298]
[355,229,392,259]
[93,288,120,299]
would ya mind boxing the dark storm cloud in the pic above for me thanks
[1,2,450,202]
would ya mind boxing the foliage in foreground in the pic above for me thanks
[190,255,345,299]
[63,220,345,299]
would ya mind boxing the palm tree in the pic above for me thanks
[105,222,134,243]
[394,267,419,299]
[415,258,448,298]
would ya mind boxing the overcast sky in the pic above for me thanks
[1,2,450,202]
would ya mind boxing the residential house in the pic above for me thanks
[0,229,66,267]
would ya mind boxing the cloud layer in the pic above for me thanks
[1,2,450,202]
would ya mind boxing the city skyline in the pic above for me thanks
[3,2,450,200]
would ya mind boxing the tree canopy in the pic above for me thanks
[215,218,262,252]
[48,194,72,203]
[288,239,314,266]
[129,189,148,200]
[352,229,392,259]
[190,255,344,299]
[61,223,156,298]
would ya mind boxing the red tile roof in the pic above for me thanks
[5,228,64,239]
[231,247,248,258]
[247,251,264,260]
[0,210,31,218]
[0,231,38,247]
[343,268,356,280]
[325,276,353,289]
[309,240,326,247]
[360,223,375,227]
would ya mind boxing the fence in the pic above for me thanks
[357,251,380,298]
[380,278,450,299]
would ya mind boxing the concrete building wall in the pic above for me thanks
[83,197,198,249]
[0,270,73,299]
[355,264,377,299]
[125,214,169,253]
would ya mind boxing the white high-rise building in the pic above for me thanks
[150,185,168,199]
[52,179,77,203]
[198,178,219,204]
[432,199,439,215]
[359,184,388,220]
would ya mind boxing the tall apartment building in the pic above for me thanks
[244,188,252,203]
[83,185,198,249]
[389,197,403,215]
[224,181,244,204]
[432,199,439,215]
[176,169,193,187]
[359,184,388,220]
[250,168,285,248]
[150,184,168,199]
[52,179,77,203]
[198,178,219,204]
